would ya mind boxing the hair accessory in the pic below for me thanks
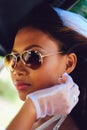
[53,7,87,37]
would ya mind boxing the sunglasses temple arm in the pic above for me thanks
[42,51,63,58]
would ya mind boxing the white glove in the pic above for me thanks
[27,73,80,119]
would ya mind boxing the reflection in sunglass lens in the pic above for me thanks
[22,51,41,69]
[5,54,16,71]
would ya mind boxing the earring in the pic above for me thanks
[58,74,67,84]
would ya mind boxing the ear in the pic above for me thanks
[65,53,77,74]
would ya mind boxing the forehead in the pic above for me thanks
[13,27,60,52]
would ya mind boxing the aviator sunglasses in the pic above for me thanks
[4,50,63,71]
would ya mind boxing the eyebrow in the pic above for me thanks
[12,44,45,53]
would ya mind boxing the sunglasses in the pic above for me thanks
[4,50,63,71]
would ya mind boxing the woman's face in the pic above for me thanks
[11,27,67,100]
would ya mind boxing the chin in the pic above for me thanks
[18,92,26,101]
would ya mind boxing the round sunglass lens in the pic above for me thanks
[4,54,16,71]
[22,51,41,69]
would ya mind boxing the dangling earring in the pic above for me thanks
[58,74,67,84]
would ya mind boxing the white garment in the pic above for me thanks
[36,115,67,130]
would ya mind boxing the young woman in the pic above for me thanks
[4,3,87,130]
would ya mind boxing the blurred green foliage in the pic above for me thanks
[70,0,87,18]
[0,56,2,60]
[0,56,17,101]
[0,77,17,101]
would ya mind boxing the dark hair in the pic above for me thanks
[70,44,87,130]
[18,3,87,130]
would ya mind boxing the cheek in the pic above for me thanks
[33,56,66,89]
[44,55,66,76]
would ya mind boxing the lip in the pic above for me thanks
[14,81,31,91]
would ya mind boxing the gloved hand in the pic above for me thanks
[27,73,80,119]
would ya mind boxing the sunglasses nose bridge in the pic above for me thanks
[20,51,31,65]
[16,54,25,66]
[20,55,26,65]
[12,55,23,69]
[11,56,25,72]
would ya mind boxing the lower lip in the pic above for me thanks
[16,85,30,91]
